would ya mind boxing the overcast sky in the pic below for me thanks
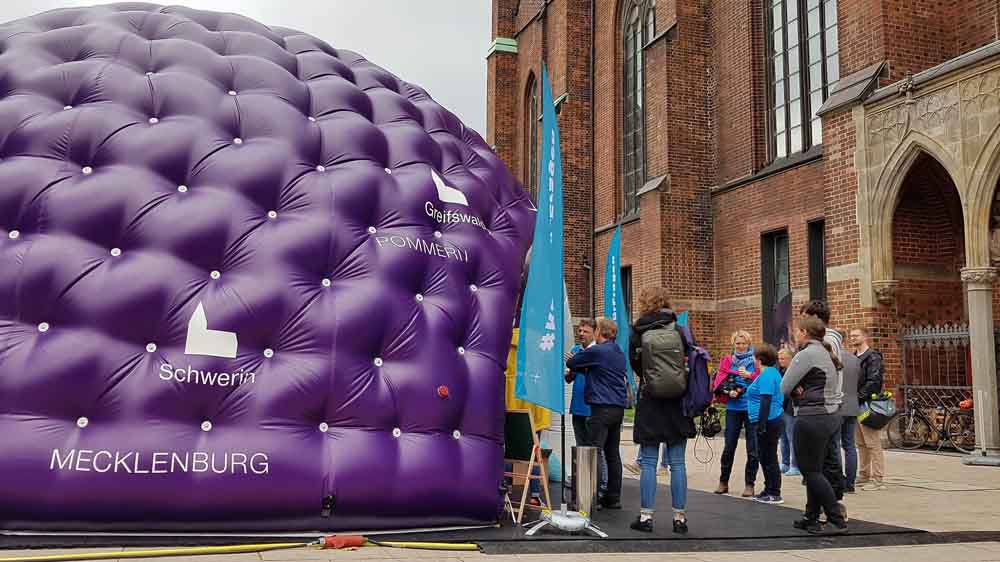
[1,1,492,135]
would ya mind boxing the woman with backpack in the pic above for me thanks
[627,287,693,534]
[713,330,760,497]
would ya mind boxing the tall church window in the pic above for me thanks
[622,0,655,217]
[766,0,839,160]
[524,74,539,201]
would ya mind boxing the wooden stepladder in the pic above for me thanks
[503,409,552,524]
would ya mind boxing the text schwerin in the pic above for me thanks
[375,234,468,263]
[425,201,488,231]
[159,363,256,387]
[50,448,269,475]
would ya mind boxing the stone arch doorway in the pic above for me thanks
[891,152,967,326]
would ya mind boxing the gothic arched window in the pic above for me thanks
[622,0,655,217]
[524,74,539,202]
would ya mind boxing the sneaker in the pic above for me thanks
[600,497,622,509]
[814,519,848,535]
[630,516,653,533]
[624,461,641,475]
[673,518,689,534]
[862,482,888,491]
[822,502,848,524]
[793,516,821,532]
[780,464,790,474]
[856,477,871,486]
[785,467,801,476]
[753,494,785,505]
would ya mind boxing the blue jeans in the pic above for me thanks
[720,409,759,486]
[835,416,858,488]
[780,412,797,469]
[639,441,687,514]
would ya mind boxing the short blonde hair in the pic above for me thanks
[637,287,671,316]
[596,317,618,340]
[730,330,752,348]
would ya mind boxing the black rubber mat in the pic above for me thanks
[3,479,988,555]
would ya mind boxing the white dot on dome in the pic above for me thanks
[81,166,93,175]
[321,278,332,287]
[458,346,466,355]
[470,284,478,292]
[177,185,188,193]
[415,293,424,302]
[228,90,237,96]
[146,71,154,76]
[8,230,19,240]
[76,417,89,429]
[433,231,442,239]
[307,116,317,122]
[146,343,157,353]
[148,117,159,124]
[373,357,383,367]
[110,247,121,257]
[267,210,278,219]
[232,137,243,145]
[201,420,213,432]
[392,428,402,438]
[37,322,49,333]
[63,105,72,111]
[319,422,329,433]
[367,226,377,235]
[452,430,461,440]
[384,168,392,174]
[316,165,326,172]
[210,270,221,280]
[263,348,274,358]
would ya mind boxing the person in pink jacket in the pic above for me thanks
[712,331,760,497]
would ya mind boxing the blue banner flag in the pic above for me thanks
[603,226,634,394]
[515,63,565,414]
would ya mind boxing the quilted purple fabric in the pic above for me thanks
[0,4,533,531]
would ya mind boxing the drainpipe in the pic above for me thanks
[589,0,596,319]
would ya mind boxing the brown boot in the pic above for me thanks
[742,485,755,498]
[714,483,729,495]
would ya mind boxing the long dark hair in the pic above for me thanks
[798,316,842,370]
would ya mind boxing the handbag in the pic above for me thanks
[858,391,896,429]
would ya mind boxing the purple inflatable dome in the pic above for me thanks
[0,4,534,531]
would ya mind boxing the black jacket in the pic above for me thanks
[857,348,884,403]
[629,309,695,445]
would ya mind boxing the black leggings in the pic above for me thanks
[794,413,843,522]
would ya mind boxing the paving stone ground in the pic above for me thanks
[3,432,999,561]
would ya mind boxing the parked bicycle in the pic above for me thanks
[886,395,976,454]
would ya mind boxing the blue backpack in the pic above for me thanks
[678,324,713,418]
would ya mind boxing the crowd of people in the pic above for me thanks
[564,288,887,535]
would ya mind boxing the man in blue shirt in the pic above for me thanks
[566,318,628,510]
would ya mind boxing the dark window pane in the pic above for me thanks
[808,220,827,301]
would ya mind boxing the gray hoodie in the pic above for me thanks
[780,340,844,416]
